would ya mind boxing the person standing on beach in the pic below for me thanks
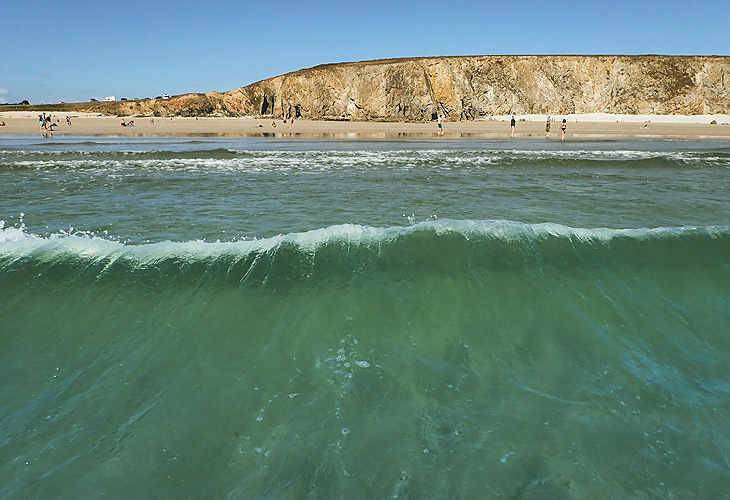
[545,116,551,138]
[437,116,444,136]
[561,119,567,140]
[510,115,516,137]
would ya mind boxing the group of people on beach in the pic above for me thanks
[39,113,67,137]
[543,115,567,140]
[272,118,295,128]
[513,114,566,140]
[436,114,568,139]
[39,113,57,131]
[38,113,72,133]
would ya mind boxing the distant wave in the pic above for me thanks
[2,148,729,184]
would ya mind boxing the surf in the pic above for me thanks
[2,220,729,287]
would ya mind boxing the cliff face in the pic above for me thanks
[105,55,730,120]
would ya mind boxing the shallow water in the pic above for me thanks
[1,136,730,498]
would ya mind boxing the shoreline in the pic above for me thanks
[2,113,730,139]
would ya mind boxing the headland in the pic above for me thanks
[2,55,730,138]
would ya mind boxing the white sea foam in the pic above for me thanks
[0,223,36,244]
[5,146,729,172]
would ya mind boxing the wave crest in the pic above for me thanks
[2,221,729,290]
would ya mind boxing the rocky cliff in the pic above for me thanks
[90,55,730,120]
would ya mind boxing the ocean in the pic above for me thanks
[1,135,730,499]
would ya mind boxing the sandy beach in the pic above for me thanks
[1,112,730,139]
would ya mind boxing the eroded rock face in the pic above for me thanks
[107,55,730,119]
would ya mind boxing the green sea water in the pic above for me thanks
[1,136,730,498]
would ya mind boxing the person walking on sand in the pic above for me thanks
[510,115,516,137]
[545,116,551,138]
[437,116,444,136]
[561,119,567,140]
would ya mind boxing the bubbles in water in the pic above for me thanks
[341,428,350,436]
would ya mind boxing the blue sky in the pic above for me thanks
[3,0,728,104]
